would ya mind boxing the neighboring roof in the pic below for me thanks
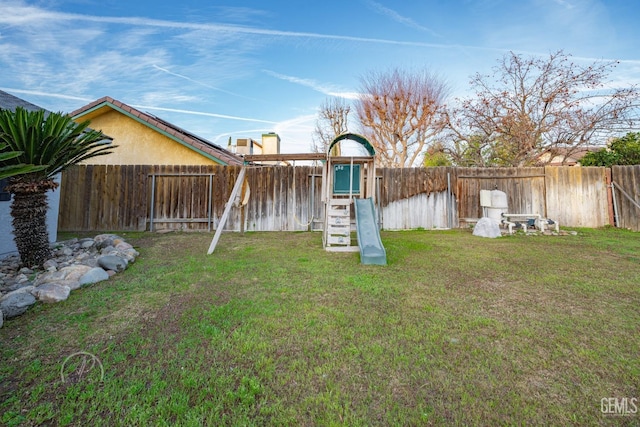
[538,146,602,166]
[0,90,47,112]
[70,97,244,166]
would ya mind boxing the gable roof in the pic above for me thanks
[0,90,47,112]
[70,97,243,166]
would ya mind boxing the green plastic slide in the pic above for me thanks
[354,198,387,265]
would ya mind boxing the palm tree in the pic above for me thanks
[0,107,115,267]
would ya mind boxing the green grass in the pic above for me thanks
[1,228,639,426]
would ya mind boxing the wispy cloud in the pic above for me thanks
[4,1,636,69]
[263,70,360,99]
[274,114,316,134]
[274,114,318,152]
[133,104,278,124]
[11,0,625,91]
[152,65,250,98]
[0,2,499,53]
[0,87,277,128]
[364,0,442,38]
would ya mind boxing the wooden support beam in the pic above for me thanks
[207,167,246,254]
[243,153,326,162]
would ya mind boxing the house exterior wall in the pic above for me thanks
[77,110,220,166]
[236,138,261,155]
[0,174,60,258]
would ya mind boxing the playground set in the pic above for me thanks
[207,133,387,265]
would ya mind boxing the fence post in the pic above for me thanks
[149,174,156,232]
[606,168,615,226]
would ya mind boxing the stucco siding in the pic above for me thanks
[79,110,219,166]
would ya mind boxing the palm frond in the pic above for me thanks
[0,141,45,180]
[0,107,116,180]
[0,164,45,180]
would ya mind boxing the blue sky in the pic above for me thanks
[1,0,639,153]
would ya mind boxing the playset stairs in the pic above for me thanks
[324,198,358,252]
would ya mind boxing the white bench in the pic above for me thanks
[501,213,559,234]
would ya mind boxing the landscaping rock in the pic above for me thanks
[43,259,58,271]
[100,246,115,255]
[94,234,119,249]
[34,269,67,284]
[4,281,34,292]
[32,283,71,303]
[80,238,95,249]
[98,255,128,272]
[79,267,109,286]
[0,289,37,318]
[0,309,3,328]
[115,242,134,251]
[60,280,83,291]
[472,217,502,238]
[34,265,92,287]
[60,265,93,282]
[0,234,138,326]
[14,273,29,284]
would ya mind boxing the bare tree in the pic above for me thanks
[355,68,450,168]
[445,50,640,166]
[312,98,350,156]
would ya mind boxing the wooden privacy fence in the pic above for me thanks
[58,164,640,232]
[59,164,320,233]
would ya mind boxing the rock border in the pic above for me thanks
[0,234,139,327]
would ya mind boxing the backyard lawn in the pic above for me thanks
[1,228,639,426]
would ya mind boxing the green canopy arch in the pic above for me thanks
[328,133,375,157]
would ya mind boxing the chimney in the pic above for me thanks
[262,132,280,155]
